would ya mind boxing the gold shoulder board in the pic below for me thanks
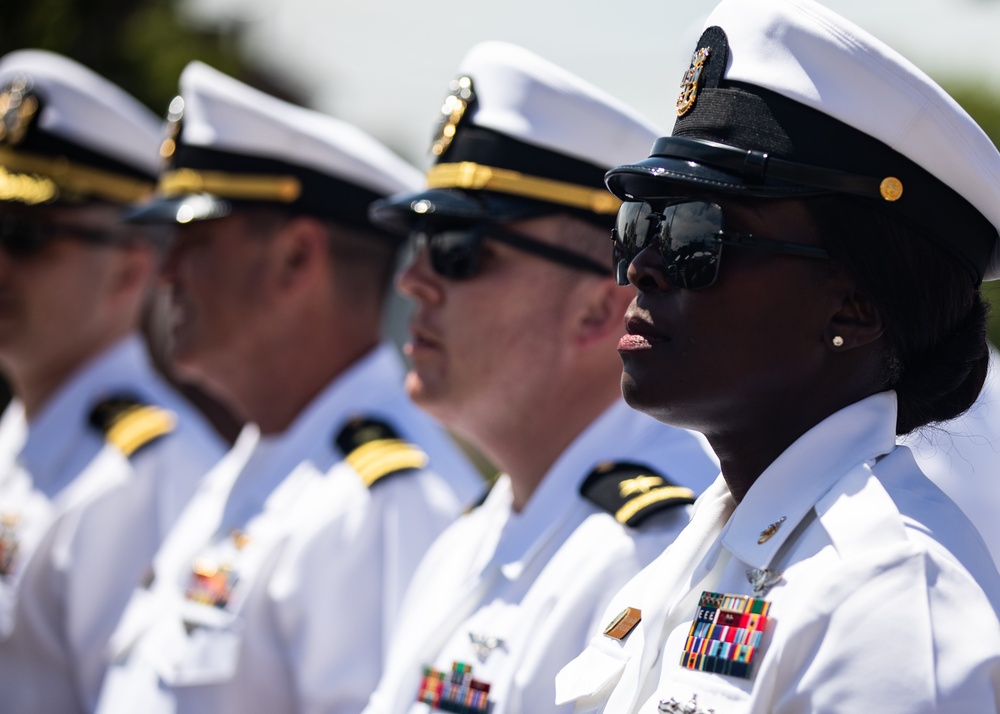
[89,396,176,457]
[579,461,695,527]
[335,416,429,488]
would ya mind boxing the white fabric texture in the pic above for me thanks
[904,343,1000,570]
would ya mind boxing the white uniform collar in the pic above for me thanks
[488,400,708,578]
[18,334,156,489]
[723,391,898,569]
[242,342,406,480]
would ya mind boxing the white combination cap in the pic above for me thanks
[0,49,161,206]
[135,61,422,233]
[607,0,1000,282]
[370,40,663,234]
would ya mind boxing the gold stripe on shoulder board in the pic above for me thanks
[106,405,176,457]
[345,438,429,488]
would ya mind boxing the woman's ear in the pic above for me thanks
[826,287,884,351]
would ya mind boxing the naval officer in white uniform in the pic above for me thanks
[94,61,483,714]
[555,1,1000,712]
[0,50,227,712]
[360,41,720,714]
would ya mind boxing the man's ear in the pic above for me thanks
[825,286,884,351]
[273,216,329,292]
[109,242,156,302]
[574,279,632,347]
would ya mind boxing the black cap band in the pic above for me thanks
[158,145,387,233]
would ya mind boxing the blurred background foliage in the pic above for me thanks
[1,0,999,349]
[0,0,307,115]
[949,84,1000,348]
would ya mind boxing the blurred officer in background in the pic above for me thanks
[96,61,483,714]
[360,42,720,714]
[0,50,227,712]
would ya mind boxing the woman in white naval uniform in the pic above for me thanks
[555,1,1000,712]
[0,50,227,712]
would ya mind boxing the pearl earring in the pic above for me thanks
[832,336,844,347]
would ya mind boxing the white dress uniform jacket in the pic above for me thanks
[96,343,483,714]
[904,343,1000,570]
[362,400,719,714]
[0,334,226,713]
[555,392,1000,714]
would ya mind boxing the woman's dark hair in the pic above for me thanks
[806,194,991,435]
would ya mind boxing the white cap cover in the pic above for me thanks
[607,0,1000,281]
[0,49,161,205]
[140,61,422,230]
[371,41,664,233]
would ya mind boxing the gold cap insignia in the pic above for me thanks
[0,79,39,147]
[431,75,475,158]
[676,47,711,117]
[160,95,185,161]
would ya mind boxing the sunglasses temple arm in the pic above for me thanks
[490,227,609,276]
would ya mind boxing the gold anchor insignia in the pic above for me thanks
[676,47,711,117]
[159,95,185,160]
[619,474,664,498]
[431,75,475,158]
[0,80,39,146]
[757,516,786,544]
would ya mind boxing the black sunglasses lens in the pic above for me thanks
[613,202,654,258]
[0,217,46,257]
[613,202,660,285]
[659,202,724,290]
[414,229,482,280]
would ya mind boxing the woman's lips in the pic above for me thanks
[618,333,653,351]
[618,316,667,351]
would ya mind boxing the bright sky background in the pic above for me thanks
[179,0,1000,166]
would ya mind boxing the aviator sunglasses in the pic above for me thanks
[0,215,117,258]
[410,223,608,280]
[612,200,830,289]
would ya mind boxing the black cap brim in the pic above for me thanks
[124,193,232,225]
[369,187,553,236]
[606,155,823,203]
